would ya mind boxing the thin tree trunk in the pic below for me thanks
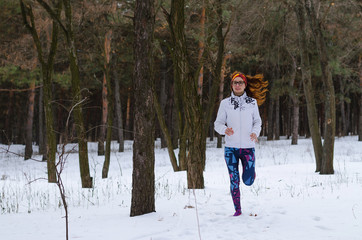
[295,0,323,172]
[98,72,107,156]
[114,71,124,152]
[288,53,299,145]
[130,0,155,217]
[154,91,179,171]
[5,91,13,144]
[208,72,214,141]
[292,99,300,144]
[197,4,205,98]
[267,98,274,140]
[275,96,280,140]
[339,77,347,136]
[20,0,59,182]
[102,29,113,179]
[63,0,93,187]
[25,79,36,160]
[125,91,131,140]
[38,87,46,155]
[160,49,168,148]
[217,54,230,148]
[166,73,176,149]
[36,0,93,186]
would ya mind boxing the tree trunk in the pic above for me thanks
[154,91,179,171]
[114,71,124,152]
[267,98,274,140]
[20,0,58,182]
[292,99,300,144]
[275,96,280,140]
[125,91,131,140]
[217,54,230,148]
[63,0,92,187]
[167,0,205,188]
[197,4,205,98]
[288,53,299,145]
[295,0,323,172]
[38,87,46,155]
[102,29,113,179]
[339,77,347,136]
[208,72,214,141]
[160,49,168,148]
[5,91,13,144]
[130,0,155,217]
[187,120,205,189]
[304,0,335,174]
[24,79,35,160]
[98,72,107,156]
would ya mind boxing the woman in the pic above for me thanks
[214,71,268,216]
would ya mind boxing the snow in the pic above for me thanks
[1,136,361,240]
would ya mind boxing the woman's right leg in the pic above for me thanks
[224,147,241,215]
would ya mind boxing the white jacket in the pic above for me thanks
[214,92,262,148]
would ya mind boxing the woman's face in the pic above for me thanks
[232,77,246,96]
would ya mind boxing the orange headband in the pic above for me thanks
[231,73,247,86]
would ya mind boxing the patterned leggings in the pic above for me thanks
[224,147,256,212]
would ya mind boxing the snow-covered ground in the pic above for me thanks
[0,136,361,240]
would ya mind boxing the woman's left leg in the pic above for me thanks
[240,148,256,186]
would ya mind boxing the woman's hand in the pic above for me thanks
[250,133,259,143]
[225,127,234,136]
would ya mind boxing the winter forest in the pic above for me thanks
[0,0,361,240]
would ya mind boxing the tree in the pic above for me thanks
[304,0,335,174]
[19,0,61,182]
[36,0,93,187]
[161,0,229,189]
[130,0,156,217]
[102,28,114,178]
[24,75,36,160]
[294,0,323,172]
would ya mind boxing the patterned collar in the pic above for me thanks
[230,92,255,110]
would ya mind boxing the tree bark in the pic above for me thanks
[20,0,58,182]
[98,72,107,156]
[114,70,124,152]
[62,0,93,187]
[295,0,323,172]
[217,54,230,148]
[130,0,155,217]
[275,96,280,140]
[102,29,113,179]
[339,77,347,136]
[166,0,205,188]
[24,79,35,160]
[288,53,299,145]
[304,0,335,174]
[34,0,92,187]
[197,4,205,98]
[125,91,131,140]
[267,97,274,140]
[5,91,13,144]
[154,90,179,171]
[160,49,168,148]
[38,87,46,156]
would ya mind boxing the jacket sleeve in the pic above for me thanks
[214,101,227,135]
[251,104,262,137]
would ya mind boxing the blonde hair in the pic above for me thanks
[230,71,269,106]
